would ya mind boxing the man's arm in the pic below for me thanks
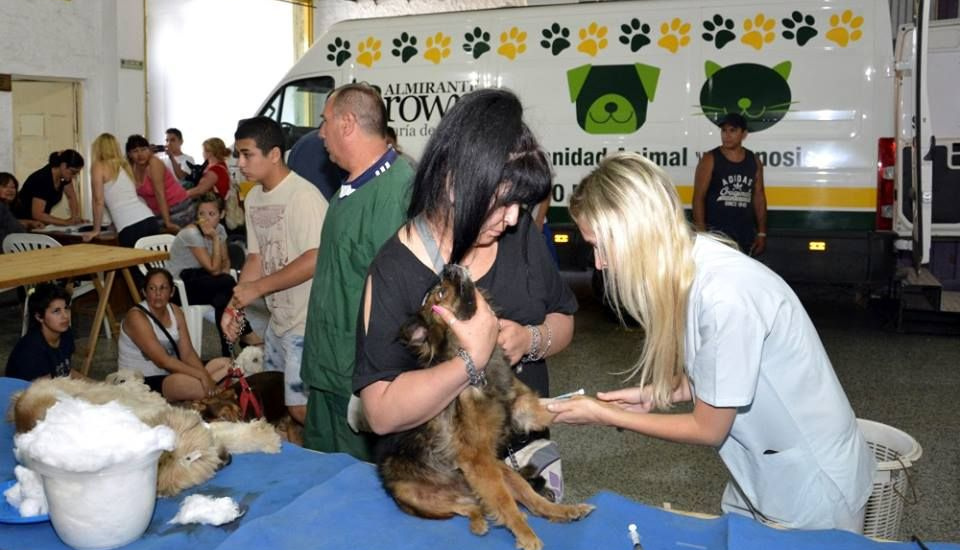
[231,249,317,308]
[752,159,768,255]
[692,152,713,232]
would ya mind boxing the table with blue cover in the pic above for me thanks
[0,377,956,550]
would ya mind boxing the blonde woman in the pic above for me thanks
[186,138,232,199]
[83,133,162,246]
[547,153,874,532]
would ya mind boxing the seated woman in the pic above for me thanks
[168,193,260,356]
[5,283,80,381]
[83,133,163,246]
[126,134,194,231]
[14,150,85,226]
[118,267,231,401]
[0,172,44,236]
[185,138,231,200]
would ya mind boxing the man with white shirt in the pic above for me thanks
[162,128,195,183]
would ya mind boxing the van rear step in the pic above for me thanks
[897,267,960,334]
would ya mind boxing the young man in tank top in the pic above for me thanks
[693,113,768,256]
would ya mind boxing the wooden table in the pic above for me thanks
[0,244,168,376]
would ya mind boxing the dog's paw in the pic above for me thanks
[515,533,543,550]
[547,502,595,522]
[468,515,489,535]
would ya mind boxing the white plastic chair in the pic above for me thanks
[2,233,112,338]
[133,234,234,357]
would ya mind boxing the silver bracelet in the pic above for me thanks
[457,348,486,387]
[521,324,541,363]
[540,321,553,359]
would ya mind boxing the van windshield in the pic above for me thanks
[260,76,335,152]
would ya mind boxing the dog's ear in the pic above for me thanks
[634,63,660,102]
[400,317,436,364]
[567,64,592,102]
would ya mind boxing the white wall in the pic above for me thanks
[146,0,295,158]
[0,0,146,215]
[313,0,528,44]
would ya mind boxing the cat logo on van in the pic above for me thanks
[699,61,793,132]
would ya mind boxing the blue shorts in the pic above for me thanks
[264,323,307,407]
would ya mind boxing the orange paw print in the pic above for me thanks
[357,36,382,68]
[497,26,527,60]
[741,14,776,50]
[826,10,864,47]
[577,22,608,57]
[657,18,691,53]
[424,32,451,64]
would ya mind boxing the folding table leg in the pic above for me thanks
[81,270,116,377]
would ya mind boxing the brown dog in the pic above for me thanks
[378,265,594,550]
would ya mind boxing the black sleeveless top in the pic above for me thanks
[705,146,758,251]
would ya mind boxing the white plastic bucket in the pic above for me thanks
[856,419,923,540]
[24,449,162,550]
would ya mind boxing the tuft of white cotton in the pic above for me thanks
[169,494,242,526]
[4,465,47,517]
[14,396,175,473]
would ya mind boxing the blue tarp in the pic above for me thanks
[0,377,956,550]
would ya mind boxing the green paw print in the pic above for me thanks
[326,37,351,66]
[619,18,651,52]
[540,23,571,55]
[782,11,818,46]
[390,32,418,63]
[702,14,736,49]
[463,27,491,59]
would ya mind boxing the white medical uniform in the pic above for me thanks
[684,235,874,531]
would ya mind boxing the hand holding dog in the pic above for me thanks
[497,318,530,365]
[596,386,656,413]
[431,290,499,371]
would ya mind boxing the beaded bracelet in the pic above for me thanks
[457,348,486,387]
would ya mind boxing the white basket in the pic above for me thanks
[857,419,923,540]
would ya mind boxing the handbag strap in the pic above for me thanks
[413,214,446,274]
[135,304,181,360]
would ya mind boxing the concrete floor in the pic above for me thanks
[1,274,957,542]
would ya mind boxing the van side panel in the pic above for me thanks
[273,0,897,283]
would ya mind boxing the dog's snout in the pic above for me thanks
[604,101,618,114]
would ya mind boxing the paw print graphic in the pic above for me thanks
[326,37,351,67]
[826,10,863,47]
[390,32,418,63]
[463,27,491,59]
[782,11,818,46]
[702,14,736,49]
[540,23,571,56]
[424,32,451,64]
[657,18,691,53]
[498,26,527,60]
[356,36,382,68]
[577,22,608,57]
[741,13,776,50]
[619,18,651,52]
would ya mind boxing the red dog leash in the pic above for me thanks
[223,306,264,419]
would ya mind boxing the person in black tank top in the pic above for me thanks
[693,113,768,255]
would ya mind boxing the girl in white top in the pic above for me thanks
[118,268,231,401]
[547,153,874,532]
[83,133,162,247]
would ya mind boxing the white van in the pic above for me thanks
[256,0,956,288]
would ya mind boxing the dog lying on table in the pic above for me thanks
[10,374,281,497]
[377,265,594,550]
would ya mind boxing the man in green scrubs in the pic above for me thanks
[301,83,414,459]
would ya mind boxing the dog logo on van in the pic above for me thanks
[567,63,660,134]
[699,61,792,132]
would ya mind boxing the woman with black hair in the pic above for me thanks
[126,134,193,231]
[5,283,78,381]
[15,150,85,226]
[354,89,576,443]
[118,267,232,401]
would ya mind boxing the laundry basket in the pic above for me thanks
[857,419,923,540]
